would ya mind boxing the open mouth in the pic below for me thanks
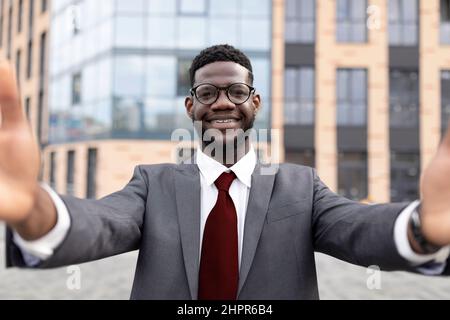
[206,118,242,130]
[210,119,238,124]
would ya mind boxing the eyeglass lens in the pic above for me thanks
[195,83,251,105]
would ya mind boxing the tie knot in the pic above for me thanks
[215,172,236,192]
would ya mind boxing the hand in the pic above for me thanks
[0,61,40,224]
[420,123,450,246]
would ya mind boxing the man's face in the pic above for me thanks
[185,61,261,147]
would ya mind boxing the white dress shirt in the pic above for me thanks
[14,148,450,273]
[197,146,255,267]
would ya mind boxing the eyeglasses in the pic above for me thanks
[190,83,255,105]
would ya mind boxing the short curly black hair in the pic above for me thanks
[189,44,254,87]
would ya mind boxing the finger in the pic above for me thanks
[0,61,25,129]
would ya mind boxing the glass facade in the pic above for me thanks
[48,0,272,143]
[389,0,418,46]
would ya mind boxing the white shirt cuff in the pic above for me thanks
[12,183,71,261]
[394,200,450,267]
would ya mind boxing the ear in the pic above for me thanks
[252,93,261,116]
[185,96,194,120]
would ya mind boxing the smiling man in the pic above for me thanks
[185,46,261,166]
[3,44,450,300]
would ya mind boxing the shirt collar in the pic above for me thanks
[196,146,256,188]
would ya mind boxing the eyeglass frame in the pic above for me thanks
[189,82,256,106]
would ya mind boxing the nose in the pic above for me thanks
[210,89,236,111]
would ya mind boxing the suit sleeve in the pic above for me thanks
[311,168,417,272]
[6,165,148,269]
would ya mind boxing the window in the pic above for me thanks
[284,66,315,125]
[68,3,81,35]
[442,71,450,133]
[285,150,315,167]
[390,152,420,202]
[285,0,315,43]
[116,0,145,13]
[178,0,207,15]
[115,15,145,47]
[25,96,31,120]
[177,17,206,49]
[177,58,192,96]
[210,0,238,16]
[337,69,367,126]
[389,69,419,128]
[17,0,23,33]
[67,150,75,196]
[442,0,450,21]
[39,31,46,83]
[113,97,145,133]
[37,90,43,144]
[146,56,176,97]
[114,56,145,97]
[338,152,368,201]
[7,4,12,59]
[149,0,176,14]
[336,0,367,42]
[441,0,450,44]
[389,0,418,45]
[26,40,32,79]
[28,0,34,38]
[241,19,270,50]
[15,49,21,85]
[49,152,56,189]
[147,17,176,48]
[86,148,97,199]
[72,72,82,105]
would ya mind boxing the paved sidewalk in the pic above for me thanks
[2,224,450,299]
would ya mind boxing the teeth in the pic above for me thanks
[213,119,235,124]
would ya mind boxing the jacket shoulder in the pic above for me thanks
[137,163,180,172]
[277,162,314,174]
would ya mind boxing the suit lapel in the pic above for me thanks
[174,158,277,299]
[238,163,276,296]
[174,163,201,300]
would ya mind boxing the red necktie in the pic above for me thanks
[198,172,238,300]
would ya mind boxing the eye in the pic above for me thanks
[199,90,212,98]
[229,85,249,97]
[197,86,216,99]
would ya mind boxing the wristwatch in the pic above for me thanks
[409,206,442,254]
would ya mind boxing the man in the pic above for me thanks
[2,44,450,300]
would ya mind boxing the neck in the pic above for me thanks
[201,139,251,167]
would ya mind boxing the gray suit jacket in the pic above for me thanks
[6,162,443,299]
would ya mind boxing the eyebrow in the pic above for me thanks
[193,78,250,87]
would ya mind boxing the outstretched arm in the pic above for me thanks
[0,61,57,240]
